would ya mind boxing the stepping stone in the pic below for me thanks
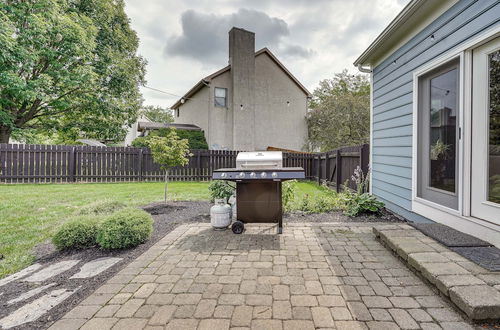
[411,223,491,247]
[0,287,79,329]
[70,257,122,279]
[0,264,42,288]
[24,260,80,283]
[8,283,57,305]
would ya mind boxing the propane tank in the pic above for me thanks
[210,199,232,230]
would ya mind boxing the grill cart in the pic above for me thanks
[212,151,305,234]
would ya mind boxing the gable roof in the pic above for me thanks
[354,0,458,68]
[171,48,311,109]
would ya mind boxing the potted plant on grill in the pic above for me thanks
[208,180,235,230]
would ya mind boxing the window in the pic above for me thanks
[176,109,179,117]
[417,58,460,209]
[214,87,227,107]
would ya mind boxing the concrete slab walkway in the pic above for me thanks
[49,223,477,330]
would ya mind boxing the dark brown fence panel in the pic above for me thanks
[0,144,369,185]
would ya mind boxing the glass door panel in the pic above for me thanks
[471,37,500,225]
[417,59,460,210]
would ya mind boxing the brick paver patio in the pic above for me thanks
[49,223,476,330]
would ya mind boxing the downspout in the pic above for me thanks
[202,80,210,148]
[356,64,373,193]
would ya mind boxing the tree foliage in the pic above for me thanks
[0,0,146,143]
[147,130,191,202]
[306,71,370,151]
[141,105,174,123]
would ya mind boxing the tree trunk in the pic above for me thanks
[0,126,12,144]
[164,168,169,204]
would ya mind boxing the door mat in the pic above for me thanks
[410,223,492,247]
[451,246,500,272]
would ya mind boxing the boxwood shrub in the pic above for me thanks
[96,208,153,249]
[52,216,100,250]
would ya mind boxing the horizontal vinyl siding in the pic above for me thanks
[370,0,500,220]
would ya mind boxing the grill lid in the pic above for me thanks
[236,151,283,170]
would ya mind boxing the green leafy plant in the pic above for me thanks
[76,200,126,215]
[208,180,235,203]
[296,192,341,214]
[282,180,298,212]
[147,129,192,203]
[430,139,451,161]
[341,190,384,216]
[52,216,100,250]
[96,208,153,249]
[339,167,384,216]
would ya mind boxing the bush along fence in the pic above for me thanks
[0,143,368,187]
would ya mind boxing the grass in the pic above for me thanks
[0,180,329,278]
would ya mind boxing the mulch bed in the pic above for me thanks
[1,201,402,329]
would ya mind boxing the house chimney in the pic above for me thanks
[229,27,255,151]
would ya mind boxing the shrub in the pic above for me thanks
[208,180,235,203]
[131,128,208,149]
[76,200,126,215]
[96,208,153,249]
[52,216,100,250]
[282,180,297,212]
[341,191,384,216]
[297,193,341,214]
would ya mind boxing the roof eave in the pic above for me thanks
[353,0,425,67]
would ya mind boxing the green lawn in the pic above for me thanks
[0,181,328,278]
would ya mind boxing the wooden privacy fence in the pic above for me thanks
[314,144,370,192]
[0,143,368,186]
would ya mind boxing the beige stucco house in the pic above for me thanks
[172,27,311,151]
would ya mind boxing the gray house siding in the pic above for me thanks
[371,0,500,221]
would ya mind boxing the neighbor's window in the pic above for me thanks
[417,58,460,209]
[214,87,227,107]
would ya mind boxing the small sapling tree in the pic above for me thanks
[147,130,191,203]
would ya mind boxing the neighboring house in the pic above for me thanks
[355,0,500,246]
[171,27,312,151]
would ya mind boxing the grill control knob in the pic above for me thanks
[260,172,267,178]
[250,172,256,178]
[239,172,246,178]
[220,173,227,178]
[272,172,278,178]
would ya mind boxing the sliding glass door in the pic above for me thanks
[471,37,500,225]
[417,59,460,210]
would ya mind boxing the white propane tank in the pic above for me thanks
[211,199,232,230]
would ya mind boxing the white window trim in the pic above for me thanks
[410,25,500,240]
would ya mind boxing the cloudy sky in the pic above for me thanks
[124,0,410,108]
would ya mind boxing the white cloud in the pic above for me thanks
[124,0,410,108]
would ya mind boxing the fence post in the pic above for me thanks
[335,149,342,192]
[360,144,369,175]
[196,151,201,181]
[138,148,143,181]
[325,152,330,186]
[316,154,321,184]
[68,147,76,182]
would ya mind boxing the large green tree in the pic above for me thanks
[306,71,370,151]
[0,0,146,144]
[141,105,174,123]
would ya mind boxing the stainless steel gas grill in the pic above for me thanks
[212,151,305,234]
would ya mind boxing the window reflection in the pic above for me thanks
[489,50,500,203]
[429,68,457,193]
